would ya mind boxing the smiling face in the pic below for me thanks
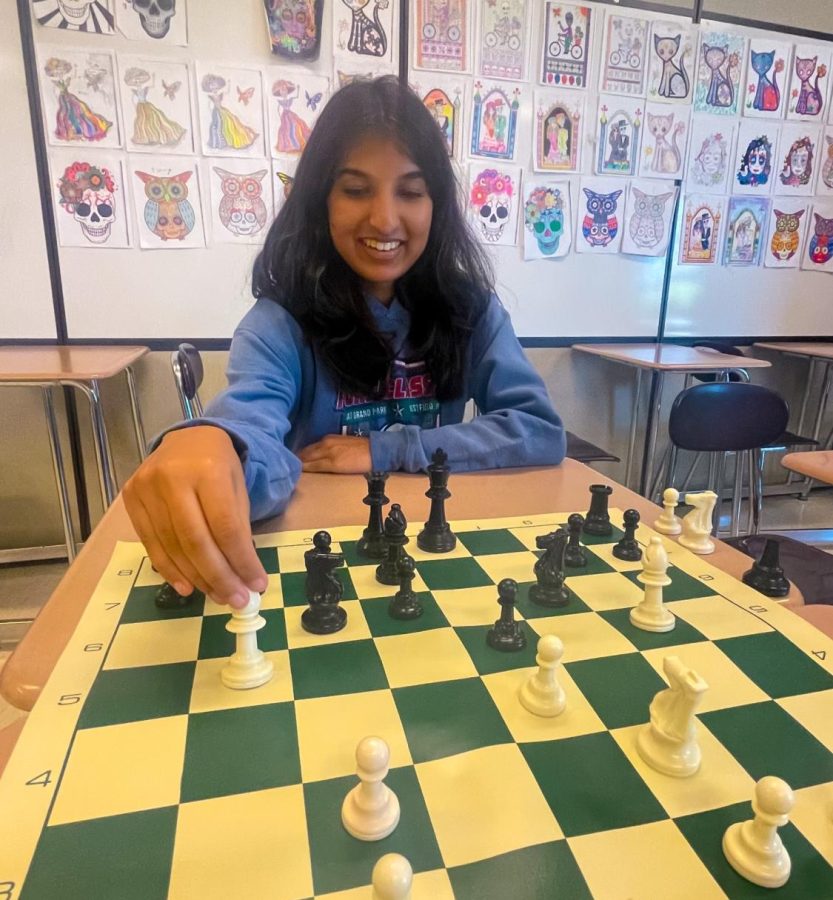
[327,137,433,304]
[748,146,768,175]
[791,146,809,176]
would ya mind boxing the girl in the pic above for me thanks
[124,77,565,609]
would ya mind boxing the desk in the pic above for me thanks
[572,344,771,496]
[782,450,833,485]
[0,346,149,562]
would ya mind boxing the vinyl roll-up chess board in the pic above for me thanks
[1,511,832,899]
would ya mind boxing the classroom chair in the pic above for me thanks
[564,432,620,465]
[170,343,204,421]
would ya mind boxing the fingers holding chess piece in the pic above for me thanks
[221,590,274,690]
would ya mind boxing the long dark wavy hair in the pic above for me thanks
[252,76,493,401]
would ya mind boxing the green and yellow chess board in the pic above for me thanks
[2,511,833,899]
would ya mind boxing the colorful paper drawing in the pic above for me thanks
[33,0,114,33]
[208,159,273,245]
[541,3,592,90]
[816,128,833,195]
[197,66,265,158]
[534,92,582,173]
[414,0,469,72]
[477,0,527,81]
[470,82,520,161]
[742,39,790,119]
[732,121,778,195]
[600,11,648,96]
[521,179,571,260]
[638,104,689,179]
[575,176,626,254]
[787,45,831,121]
[467,164,520,246]
[273,157,298,217]
[776,124,820,196]
[685,118,737,195]
[801,202,833,272]
[117,57,192,153]
[723,196,769,266]
[265,70,329,159]
[596,96,641,176]
[412,80,464,158]
[679,194,724,265]
[262,0,324,61]
[764,203,807,269]
[333,0,394,63]
[693,30,745,116]
[333,65,394,89]
[646,19,694,104]
[621,180,678,256]
[129,157,205,249]
[114,0,188,45]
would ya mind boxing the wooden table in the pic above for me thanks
[572,344,771,496]
[0,346,149,562]
[782,450,833,485]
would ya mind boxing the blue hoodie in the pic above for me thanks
[176,292,565,520]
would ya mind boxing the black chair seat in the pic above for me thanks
[566,431,620,463]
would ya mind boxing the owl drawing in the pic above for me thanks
[214,167,268,237]
[808,212,833,265]
[582,188,623,247]
[136,171,196,241]
[629,188,674,249]
[769,208,804,261]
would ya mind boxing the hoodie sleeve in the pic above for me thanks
[369,295,566,473]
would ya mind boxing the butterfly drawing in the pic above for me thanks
[162,79,182,101]
[276,170,294,201]
[237,86,255,106]
[306,90,323,111]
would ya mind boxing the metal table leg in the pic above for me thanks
[125,365,147,461]
[69,380,118,508]
[624,368,643,490]
[639,370,665,498]
[41,386,77,562]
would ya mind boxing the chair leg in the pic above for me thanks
[712,451,726,535]
[649,446,672,503]
[730,451,744,538]
[751,449,764,534]
[679,451,702,492]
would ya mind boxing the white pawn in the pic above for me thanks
[342,736,400,841]
[221,590,273,690]
[678,490,717,555]
[654,488,682,535]
[630,537,675,633]
[371,853,413,900]
[519,634,566,717]
[723,777,794,889]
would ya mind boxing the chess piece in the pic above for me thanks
[154,581,197,609]
[742,539,791,598]
[530,530,570,608]
[630,536,675,632]
[357,471,389,559]
[583,484,613,536]
[388,556,423,620]
[723,777,794,889]
[372,854,413,900]
[221,590,274,690]
[302,530,347,635]
[636,655,708,777]
[341,736,400,841]
[376,504,413,585]
[519,634,566,718]
[417,448,457,553]
[678,491,717,555]
[487,579,527,652]
[564,514,588,568]
[612,509,642,561]
[654,488,682,536]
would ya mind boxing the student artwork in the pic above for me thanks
[470,82,521,161]
[764,203,807,269]
[521,179,571,259]
[575,176,627,254]
[197,66,265,159]
[39,50,120,149]
[693,30,745,116]
[599,11,648,96]
[742,40,790,119]
[679,194,724,265]
[208,159,273,245]
[596,97,641,177]
[787,46,831,121]
[117,57,192,154]
[333,0,394,63]
[646,19,694,104]
[621,180,678,256]
[33,0,114,33]
[776,125,820,196]
[534,92,582,173]
[816,129,833,196]
[114,0,187,45]
[801,201,833,273]
[467,164,521,246]
[732,121,778,195]
[265,71,329,159]
[638,104,689,179]
[412,80,465,158]
[333,65,394,89]
[414,0,469,72]
[476,0,527,81]
[51,152,130,248]
[129,157,205,249]
[541,2,592,90]
[723,196,769,266]
[685,118,736,195]
[262,0,324,61]
[273,157,297,216]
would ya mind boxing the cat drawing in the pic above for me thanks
[703,43,736,109]
[647,112,684,174]
[822,136,833,189]
[794,56,825,116]
[629,187,674,248]
[343,0,389,58]
[770,208,804,261]
[582,188,623,247]
[135,170,195,241]
[808,212,833,264]
[750,49,781,112]
[654,33,690,99]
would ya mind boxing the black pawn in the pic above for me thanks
[376,503,413,585]
[301,530,347,634]
[389,556,424,620]
[612,509,643,561]
[154,582,197,609]
[564,513,588,568]
[357,471,389,559]
[583,484,613,536]
[486,578,527,652]
[742,538,791,598]
[530,529,571,608]
[417,448,457,553]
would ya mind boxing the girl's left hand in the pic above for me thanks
[298,435,373,473]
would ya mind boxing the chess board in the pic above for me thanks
[2,511,833,900]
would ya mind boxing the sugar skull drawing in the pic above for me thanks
[131,0,177,39]
[136,170,195,241]
[57,161,116,244]
[524,186,564,255]
[470,168,514,242]
[582,187,622,247]
[214,167,269,237]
